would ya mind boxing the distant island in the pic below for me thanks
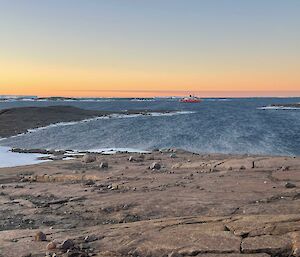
[0,106,173,138]
[271,103,300,108]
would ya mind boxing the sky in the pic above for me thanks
[0,0,299,97]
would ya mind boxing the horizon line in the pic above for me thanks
[1,89,300,99]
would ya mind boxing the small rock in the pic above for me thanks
[150,162,161,170]
[128,156,135,162]
[84,235,97,243]
[81,154,96,163]
[99,162,108,169]
[240,165,246,170]
[281,166,290,171]
[170,153,177,158]
[285,182,296,188]
[60,239,74,251]
[111,183,119,190]
[50,155,65,161]
[35,231,47,241]
[14,184,24,188]
[46,241,57,250]
[85,180,95,186]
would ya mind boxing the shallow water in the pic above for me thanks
[0,97,300,156]
[0,146,48,168]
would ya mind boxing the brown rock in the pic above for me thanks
[290,232,300,257]
[34,231,46,241]
[46,241,57,250]
[81,154,96,163]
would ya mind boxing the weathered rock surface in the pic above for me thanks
[0,151,299,256]
[241,235,292,256]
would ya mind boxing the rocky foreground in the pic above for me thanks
[0,150,299,257]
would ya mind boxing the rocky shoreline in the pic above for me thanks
[270,103,300,108]
[0,106,173,138]
[0,149,299,256]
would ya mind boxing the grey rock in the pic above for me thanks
[150,162,161,170]
[84,234,97,243]
[285,182,296,188]
[60,239,74,251]
[170,153,177,158]
[100,162,108,169]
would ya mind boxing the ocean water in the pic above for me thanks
[0,97,300,156]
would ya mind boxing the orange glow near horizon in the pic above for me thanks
[0,60,299,98]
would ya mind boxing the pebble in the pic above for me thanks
[35,231,47,241]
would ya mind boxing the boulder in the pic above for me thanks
[81,154,96,163]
